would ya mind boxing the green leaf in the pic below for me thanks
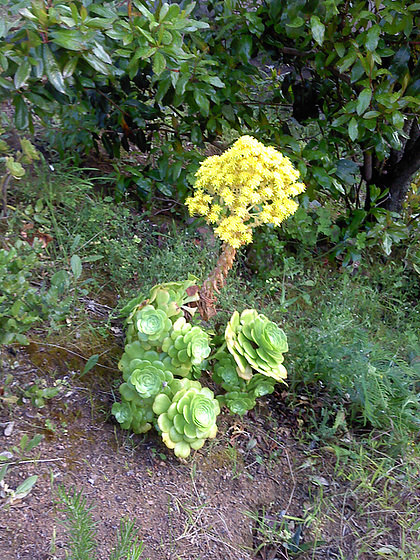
[392,111,405,129]
[0,464,8,482]
[382,233,392,256]
[42,44,66,94]
[70,2,79,23]
[310,16,325,46]
[70,254,82,279]
[194,89,209,115]
[15,475,38,496]
[14,60,31,89]
[20,434,29,451]
[62,57,78,79]
[348,117,358,141]
[233,34,253,60]
[389,45,411,80]
[51,269,71,292]
[50,29,83,51]
[356,88,372,116]
[82,53,112,75]
[335,159,359,184]
[287,16,304,28]
[407,79,420,97]
[365,24,381,52]
[152,51,166,75]
[25,92,53,112]
[6,156,25,178]
[82,354,99,375]
[338,52,357,73]
[203,76,225,88]
[26,434,43,452]
[335,43,346,57]
[0,77,13,90]
[92,44,113,65]
[363,110,380,119]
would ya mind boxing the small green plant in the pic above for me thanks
[246,508,324,557]
[0,238,72,344]
[0,239,48,345]
[0,433,42,508]
[0,132,39,217]
[22,378,63,408]
[289,273,420,437]
[56,486,146,560]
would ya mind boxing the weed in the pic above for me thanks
[0,433,42,508]
[245,507,325,557]
[56,486,147,560]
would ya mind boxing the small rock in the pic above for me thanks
[4,421,14,437]
[0,451,13,460]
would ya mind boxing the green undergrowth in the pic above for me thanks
[6,163,217,297]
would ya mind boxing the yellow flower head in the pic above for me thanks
[185,135,305,248]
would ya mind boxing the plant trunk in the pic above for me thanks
[369,118,420,213]
[198,243,236,321]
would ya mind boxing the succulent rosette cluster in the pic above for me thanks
[113,278,291,458]
[212,351,277,416]
[162,317,211,376]
[113,280,218,454]
[225,309,288,381]
[153,379,220,458]
[123,277,200,345]
[111,398,155,434]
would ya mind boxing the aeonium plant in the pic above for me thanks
[112,138,300,458]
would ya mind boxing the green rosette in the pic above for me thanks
[225,309,288,381]
[246,373,277,398]
[212,351,245,391]
[134,304,173,345]
[111,399,154,434]
[129,360,173,399]
[149,277,200,312]
[218,391,256,416]
[153,378,220,459]
[118,343,171,382]
[162,317,211,377]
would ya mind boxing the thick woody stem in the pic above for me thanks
[198,243,236,321]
